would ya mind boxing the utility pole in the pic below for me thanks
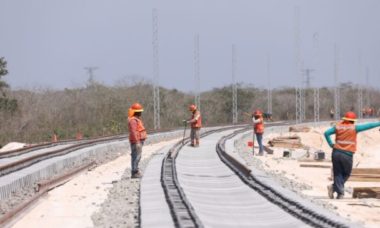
[301,68,314,121]
[334,44,340,121]
[312,33,319,125]
[84,66,98,83]
[357,53,363,119]
[313,88,320,126]
[267,56,272,115]
[232,44,238,124]
[365,67,370,108]
[194,34,201,110]
[357,85,363,119]
[294,7,303,124]
[152,8,160,130]
[303,69,314,89]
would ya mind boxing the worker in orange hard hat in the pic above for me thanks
[128,108,134,119]
[324,111,380,199]
[184,104,202,147]
[128,103,147,178]
[252,109,265,155]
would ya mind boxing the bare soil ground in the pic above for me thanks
[241,122,380,228]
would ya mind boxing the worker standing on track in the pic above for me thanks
[252,110,265,156]
[324,111,380,199]
[128,103,147,178]
[185,104,202,147]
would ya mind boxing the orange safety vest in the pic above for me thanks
[191,111,202,128]
[129,116,147,142]
[254,117,264,134]
[334,122,357,153]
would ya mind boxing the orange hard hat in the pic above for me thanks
[128,108,134,118]
[189,104,197,111]
[253,110,263,117]
[131,103,144,112]
[342,111,357,122]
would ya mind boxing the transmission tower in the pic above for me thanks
[357,84,363,119]
[152,9,160,129]
[84,66,98,82]
[365,67,370,108]
[334,45,341,121]
[313,88,320,126]
[267,56,272,114]
[194,34,201,110]
[232,45,238,124]
[294,7,303,124]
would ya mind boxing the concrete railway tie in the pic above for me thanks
[143,125,354,228]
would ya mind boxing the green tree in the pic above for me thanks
[0,57,9,95]
[0,57,17,113]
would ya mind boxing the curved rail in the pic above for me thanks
[160,126,245,228]
[0,135,127,177]
[216,128,349,228]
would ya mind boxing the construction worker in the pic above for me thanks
[185,104,202,147]
[128,103,147,178]
[252,110,265,155]
[324,111,380,199]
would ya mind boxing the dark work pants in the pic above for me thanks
[255,133,264,154]
[332,149,353,195]
[130,141,144,173]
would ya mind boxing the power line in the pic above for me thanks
[267,55,272,114]
[232,44,238,124]
[294,6,303,124]
[334,44,341,121]
[84,66,98,82]
[194,34,201,110]
[152,8,160,130]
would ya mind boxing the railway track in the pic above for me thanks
[0,128,185,227]
[159,124,350,228]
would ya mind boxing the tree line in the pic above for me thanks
[0,58,379,146]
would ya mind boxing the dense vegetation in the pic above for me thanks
[1,78,379,146]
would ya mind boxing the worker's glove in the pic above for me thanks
[136,142,142,150]
[182,119,187,123]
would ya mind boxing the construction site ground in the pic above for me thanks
[240,122,380,228]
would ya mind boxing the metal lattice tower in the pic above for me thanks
[267,56,272,114]
[334,45,341,120]
[84,66,98,82]
[311,33,319,125]
[232,45,238,124]
[152,9,160,130]
[365,67,370,107]
[357,53,363,119]
[194,34,201,110]
[313,88,320,125]
[294,7,303,124]
[357,84,363,119]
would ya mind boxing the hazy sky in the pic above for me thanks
[1,0,379,92]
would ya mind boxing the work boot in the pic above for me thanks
[327,184,334,199]
[258,151,264,156]
[131,171,142,179]
[336,194,344,199]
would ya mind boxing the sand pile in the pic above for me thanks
[239,122,380,228]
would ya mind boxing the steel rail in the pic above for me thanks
[0,162,94,227]
[215,127,349,228]
[0,135,127,177]
[161,125,245,228]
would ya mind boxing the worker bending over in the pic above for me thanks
[252,110,265,155]
[324,111,380,199]
[128,103,147,178]
[186,104,202,147]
